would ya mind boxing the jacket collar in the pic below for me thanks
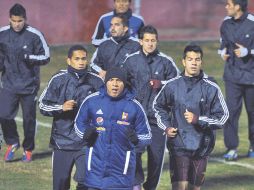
[112,32,130,44]
[181,70,204,81]
[67,65,88,80]
[140,48,159,64]
[232,11,248,23]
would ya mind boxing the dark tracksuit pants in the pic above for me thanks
[0,88,37,151]
[135,124,166,190]
[224,81,254,150]
[53,149,87,190]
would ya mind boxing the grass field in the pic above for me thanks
[0,41,254,190]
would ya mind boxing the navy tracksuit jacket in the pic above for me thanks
[153,72,229,154]
[219,12,254,149]
[91,9,144,46]
[75,86,151,190]
[122,49,179,189]
[0,24,50,151]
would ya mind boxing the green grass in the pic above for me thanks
[1,41,254,190]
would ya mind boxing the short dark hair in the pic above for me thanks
[9,3,26,19]
[112,14,129,28]
[139,25,158,40]
[232,0,248,12]
[68,45,87,58]
[183,43,203,59]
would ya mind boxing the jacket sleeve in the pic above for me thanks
[218,20,232,58]
[136,21,144,39]
[74,98,91,139]
[27,28,50,66]
[133,99,152,148]
[0,43,6,71]
[0,55,4,71]
[197,80,229,130]
[88,72,104,91]
[159,53,180,85]
[219,23,227,50]
[153,83,173,131]
[90,48,104,73]
[38,76,63,117]
[91,16,108,46]
[164,58,179,82]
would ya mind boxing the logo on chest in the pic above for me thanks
[96,109,103,114]
[96,117,104,125]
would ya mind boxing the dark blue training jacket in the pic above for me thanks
[123,50,179,124]
[91,9,144,46]
[219,12,254,85]
[153,72,229,153]
[75,86,151,190]
[91,33,140,73]
[0,25,50,94]
[39,69,103,150]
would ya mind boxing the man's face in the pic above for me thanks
[106,78,125,98]
[9,15,26,32]
[225,0,239,17]
[67,50,88,70]
[140,33,158,55]
[110,17,128,37]
[114,0,130,14]
[182,51,202,77]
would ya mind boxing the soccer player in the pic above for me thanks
[0,3,50,162]
[154,44,229,190]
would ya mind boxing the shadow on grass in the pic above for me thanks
[210,152,249,160]
[32,150,52,160]
[204,174,254,189]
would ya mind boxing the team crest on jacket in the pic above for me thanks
[122,112,128,120]
[96,117,104,125]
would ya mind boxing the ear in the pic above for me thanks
[67,58,71,66]
[235,4,241,11]
[140,38,144,45]
[182,59,186,67]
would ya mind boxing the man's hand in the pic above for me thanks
[84,127,98,147]
[99,70,106,79]
[184,109,198,124]
[220,48,230,61]
[234,43,248,58]
[126,128,139,145]
[150,79,162,89]
[18,48,30,63]
[165,127,178,138]
[62,100,77,111]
